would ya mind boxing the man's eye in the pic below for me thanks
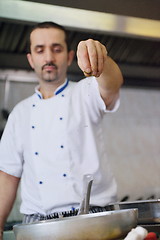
[53,47,62,53]
[36,49,43,53]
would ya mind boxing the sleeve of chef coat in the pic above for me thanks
[83,76,120,115]
[0,109,23,178]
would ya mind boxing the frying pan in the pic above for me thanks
[13,175,138,239]
[108,199,160,224]
[13,209,138,240]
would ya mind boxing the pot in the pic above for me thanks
[108,199,160,224]
[13,209,138,240]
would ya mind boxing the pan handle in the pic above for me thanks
[78,174,93,215]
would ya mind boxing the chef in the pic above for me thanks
[0,21,123,238]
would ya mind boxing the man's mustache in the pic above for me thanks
[42,63,58,70]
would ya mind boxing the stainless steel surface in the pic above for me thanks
[108,199,160,224]
[4,231,16,240]
[140,224,160,234]
[1,0,160,39]
[13,209,138,240]
[78,174,93,215]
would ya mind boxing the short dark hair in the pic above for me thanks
[27,21,70,53]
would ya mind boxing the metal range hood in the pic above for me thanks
[0,0,160,39]
[0,0,160,87]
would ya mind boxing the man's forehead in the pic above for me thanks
[30,27,65,45]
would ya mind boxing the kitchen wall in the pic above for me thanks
[103,87,160,201]
[0,70,160,222]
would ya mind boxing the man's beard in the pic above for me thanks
[43,72,58,82]
[41,63,58,82]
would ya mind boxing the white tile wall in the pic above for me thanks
[103,87,160,201]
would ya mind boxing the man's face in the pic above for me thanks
[27,28,73,84]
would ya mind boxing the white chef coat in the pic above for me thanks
[0,77,119,215]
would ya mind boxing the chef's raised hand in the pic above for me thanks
[77,39,107,78]
[77,38,123,109]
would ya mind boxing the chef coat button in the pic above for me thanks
[59,117,63,120]
[32,104,36,107]
[39,181,43,184]
[60,145,64,148]
[61,94,64,97]
[32,126,35,129]
[35,152,39,155]
[63,173,67,177]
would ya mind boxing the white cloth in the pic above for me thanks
[0,77,119,215]
[124,226,148,240]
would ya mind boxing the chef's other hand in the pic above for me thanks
[77,39,107,78]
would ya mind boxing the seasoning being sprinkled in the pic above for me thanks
[83,71,93,77]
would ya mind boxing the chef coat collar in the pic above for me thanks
[35,79,69,99]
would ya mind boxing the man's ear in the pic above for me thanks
[27,53,34,69]
[67,50,75,66]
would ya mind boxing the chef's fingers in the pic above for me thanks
[94,41,107,77]
[77,39,107,78]
[85,39,98,77]
[77,41,92,76]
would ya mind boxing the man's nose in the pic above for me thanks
[45,49,55,62]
